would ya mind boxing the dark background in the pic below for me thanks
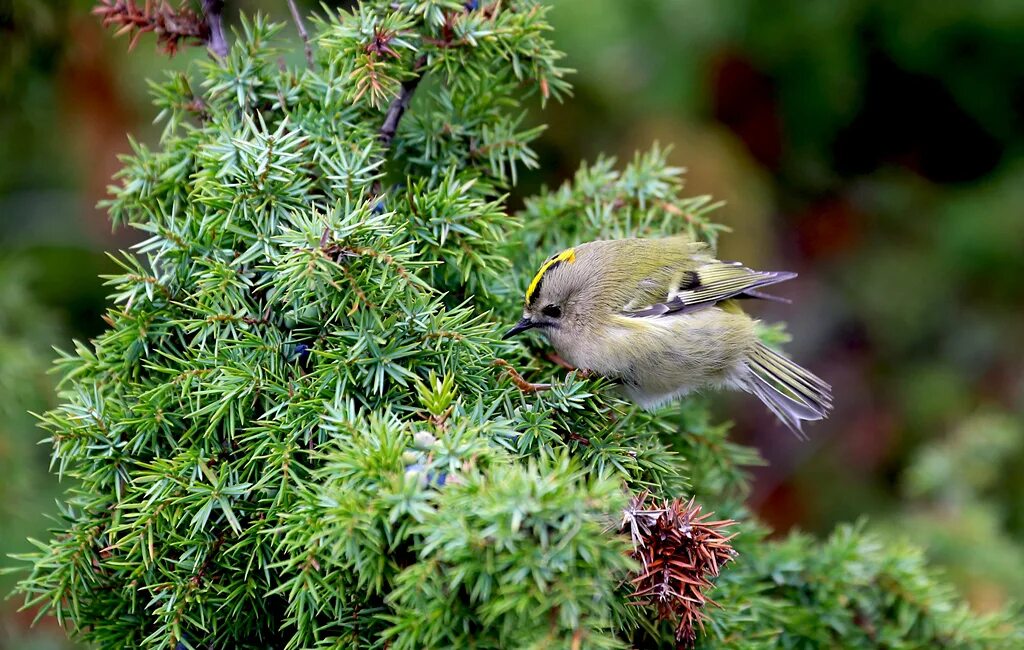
[3,1,1023,645]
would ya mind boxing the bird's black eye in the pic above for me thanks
[541,304,562,318]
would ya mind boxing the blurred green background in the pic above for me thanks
[2,0,1023,645]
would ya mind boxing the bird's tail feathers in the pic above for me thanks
[743,342,832,439]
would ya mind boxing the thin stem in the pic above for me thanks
[286,0,313,68]
[202,0,229,59]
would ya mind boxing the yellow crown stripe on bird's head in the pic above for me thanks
[525,248,576,305]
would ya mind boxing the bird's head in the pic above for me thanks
[503,247,583,340]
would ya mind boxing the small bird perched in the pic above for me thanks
[503,236,832,435]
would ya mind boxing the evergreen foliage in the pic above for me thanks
[12,2,1023,648]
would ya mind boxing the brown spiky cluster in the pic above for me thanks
[92,1,208,55]
[621,492,738,648]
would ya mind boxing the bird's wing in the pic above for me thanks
[622,260,796,318]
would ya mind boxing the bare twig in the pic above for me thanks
[369,56,427,197]
[202,0,229,58]
[379,56,427,149]
[286,0,313,68]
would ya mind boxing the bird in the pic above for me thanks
[502,235,832,436]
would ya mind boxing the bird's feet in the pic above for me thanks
[493,359,551,393]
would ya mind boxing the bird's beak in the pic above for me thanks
[502,317,539,340]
